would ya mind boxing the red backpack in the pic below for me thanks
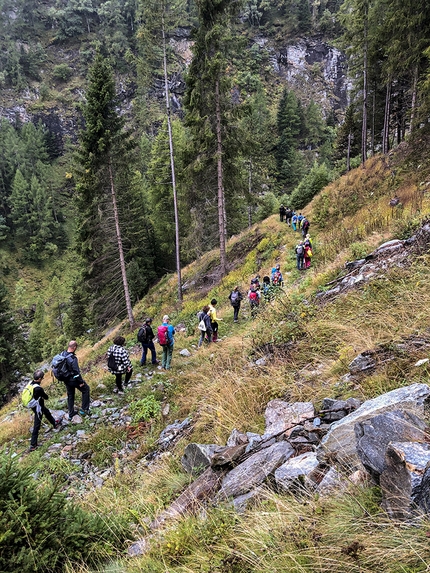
[249,291,259,304]
[157,325,169,346]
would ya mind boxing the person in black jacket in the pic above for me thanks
[29,369,59,452]
[228,286,243,322]
[279,204,286,222]
[63,340,91,419]
[197,305,213,347]
[139,317,159,366]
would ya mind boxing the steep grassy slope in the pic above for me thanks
[1,137,430,572]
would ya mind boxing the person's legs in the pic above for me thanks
[165,345,173,369]
[124,368,133,385]
[42,405,56,427]
[148,341,158,364]
[30,407,42,448]
[162,346,168,368]
[198,331,205,347]
[233,304,240,321]
[212,321,218,342]
[65,381,76,418]
[115,373,124,391]
[141,344,148,365]
[77,380,90,412]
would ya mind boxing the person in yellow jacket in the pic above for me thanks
[208,298,222,342]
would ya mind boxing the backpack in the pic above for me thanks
[157,325,170,346]
[272,271,281,285]
[249,291,259,304]
[137,325,148,344]
[107,352,118,371]
[22,382,39,409]
[296,244,304,255]
[52,353,70,381]
[230,291,240,305]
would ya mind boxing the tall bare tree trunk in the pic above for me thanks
[162,10,182,304]
[361,2,368,167]
[347,132,351,172]
[410,64,418,133]
[215,78,226,275]
[108,162,134,328]
[382,80,391,154]
[248,159,253,227]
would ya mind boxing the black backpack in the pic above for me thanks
[107,352,118,371]
[137,325,148,343]
[51,352,71,381]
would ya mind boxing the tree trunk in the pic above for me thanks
[347,132,351,172]
[162,10,182,304]
[410,64,418,133]
[383,80,391,155]
[108,162,134,328]
[248,159,252,227]
[361,2,368,166]
[215,78,227,276]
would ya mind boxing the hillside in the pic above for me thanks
[1,135,430,571]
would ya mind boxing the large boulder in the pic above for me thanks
[274,451,320,493]
[355,409,427,481]
[217,441,294,500]
[181,443,219,474]
[318,384,430,470]
[380,442,430,520]
[264,400,315,437]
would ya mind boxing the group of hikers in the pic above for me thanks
[25,203,316,452]
[280,204,314,270]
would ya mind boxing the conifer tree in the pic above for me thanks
[276,88,304,189]
[75,52,154,328]
[0,282,25,401]
[183,0,245,275]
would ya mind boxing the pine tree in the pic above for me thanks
[276,88,304,189]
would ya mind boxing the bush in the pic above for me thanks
[52,64,73,81]
[290,162,332,210]
[129,395,161,422]
[0,450,129,572]
[255,191,278,220]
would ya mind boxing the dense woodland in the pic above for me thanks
[1,0,430,397]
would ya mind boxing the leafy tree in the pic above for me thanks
[290,161,332,209]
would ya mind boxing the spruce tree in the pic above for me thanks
[75,52,155,329]
[0,282,25,401]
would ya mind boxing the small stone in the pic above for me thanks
[415,358,429,367]
[179,348,191,357]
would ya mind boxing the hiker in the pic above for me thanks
[197,305,213,347]
[228,286,243,322]
[248,284,261,318]
[285,207,292,226]
[138,317,158,366]
[279,204,286,222]
[107,336,133,394]
[297,213,303,229]
[292,212,298,231]
[208,299,222,342]
[295,241,305,270]
[302,217,310,237]
[158,315,175,370]
[271,264,283,287]
[61,341,91,419]
[262,275,274,302]
[304,241,313,269]
[26,369,59,452]
[304,234,313,250]
[250,275,260,290]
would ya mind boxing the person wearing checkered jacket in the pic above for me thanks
[107,336,133,394]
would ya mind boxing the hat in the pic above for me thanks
[145,317,152,323]
[163,315,169,322]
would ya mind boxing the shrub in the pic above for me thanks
[0,450,128,572]
[52,64,73,81]
[290,162,332,210]
[129,394,161,422]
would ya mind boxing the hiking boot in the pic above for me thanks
[113,387,118,393]
[54,419,61,429]
[118,391,125,395]
[79,409,91,416]
[29,445,38,452]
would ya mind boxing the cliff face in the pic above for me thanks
[0,34,348,148]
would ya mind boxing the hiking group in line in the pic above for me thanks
[280,204,314,270]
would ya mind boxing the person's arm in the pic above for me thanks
[123,348,132,370]
[33,385,49,400]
